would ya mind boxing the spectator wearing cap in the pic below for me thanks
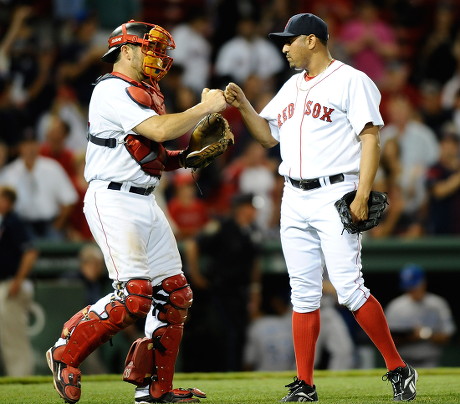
[385,265,457,367]
[182,192,263,372]
[0,128,78,240]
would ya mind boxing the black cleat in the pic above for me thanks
[382,362,418,401]
[280,377,318,402]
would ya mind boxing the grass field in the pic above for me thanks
[1,368,460,404]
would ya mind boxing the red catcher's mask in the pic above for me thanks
[102,20,176,82]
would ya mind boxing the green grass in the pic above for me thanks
[1,369,460,404]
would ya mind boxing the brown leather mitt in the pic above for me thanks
[183,113,234,169]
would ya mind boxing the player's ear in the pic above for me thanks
[121,44,133,60]
[306,34,317,49]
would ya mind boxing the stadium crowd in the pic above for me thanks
[0,0,459,377]
[0,0,459,242]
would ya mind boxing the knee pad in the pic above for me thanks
[124,278,153,318]
[153,274,193,325]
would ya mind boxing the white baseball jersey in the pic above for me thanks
[260,60,383,179]
[85,78,161,187]
[83,75,182,288]
[260,61,384,313]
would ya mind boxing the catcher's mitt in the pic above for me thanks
[334,190,389,234]
[183,113,234,169]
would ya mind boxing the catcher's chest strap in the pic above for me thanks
[288,173,344,190]
[88,133,117,148]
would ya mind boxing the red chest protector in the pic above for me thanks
[93,72,176,177]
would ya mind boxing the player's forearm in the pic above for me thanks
[239,103,278,149]
[357,127,381,199]
[134,103,214,142]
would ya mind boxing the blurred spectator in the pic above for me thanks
[418,81,452,139]
[56,15,107,105]
[0,185,38,376]
[52,0,87,22]
[214,137,277,219]
[210,0,261,61]
[0,140,9,173]
[315,280,355,370]
[214,16,285,87]
[0,128,78,240]
[68,152,92,241]
[0,75,27,149]
[39,114,76,178]
[170,10,212,95]
[238,140,277,232]
[379,61,420,124]
[85,0,142,44]
[159,65,202,132]
[385,265,457,368]
[413,2,458,86]
[243,287,295,371]
[167,172,209,241]
[36,85,89,153]
[78,243,107,306]
[441,32,460,110]
[425,131,460,234]
[338,1,398,85]
[450,88,460,136]
[183,193,262,371]
[0,4,55,123]
[370,138,404,238]
[380,95,439,236]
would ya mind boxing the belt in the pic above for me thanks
[108,181,155,196]
[288,173,344,190]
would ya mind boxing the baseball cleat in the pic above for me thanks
[46,346,82,404]
[135,387,205,403]
[382,362,418,401]
[280,377,318,402]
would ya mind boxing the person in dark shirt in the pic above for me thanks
[0,185,38,376]
[183,193,262,371]
[426,132,460,234]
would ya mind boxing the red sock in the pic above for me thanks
[353,295,405,370]
[292,309,320,386]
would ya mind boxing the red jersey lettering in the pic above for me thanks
[320,106,335,122]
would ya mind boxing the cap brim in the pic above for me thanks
[268,32,297,39]
[268,32,297,46]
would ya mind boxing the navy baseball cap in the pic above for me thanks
[268,13,329,45]
[399,265,425,291]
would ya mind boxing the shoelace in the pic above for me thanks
[285,377,303,392]
[382,370,402,395]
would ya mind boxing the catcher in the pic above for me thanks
[45,20,232,404]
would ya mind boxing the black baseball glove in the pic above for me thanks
[334,190,389,234]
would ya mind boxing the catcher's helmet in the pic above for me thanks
[101,20,175,81]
